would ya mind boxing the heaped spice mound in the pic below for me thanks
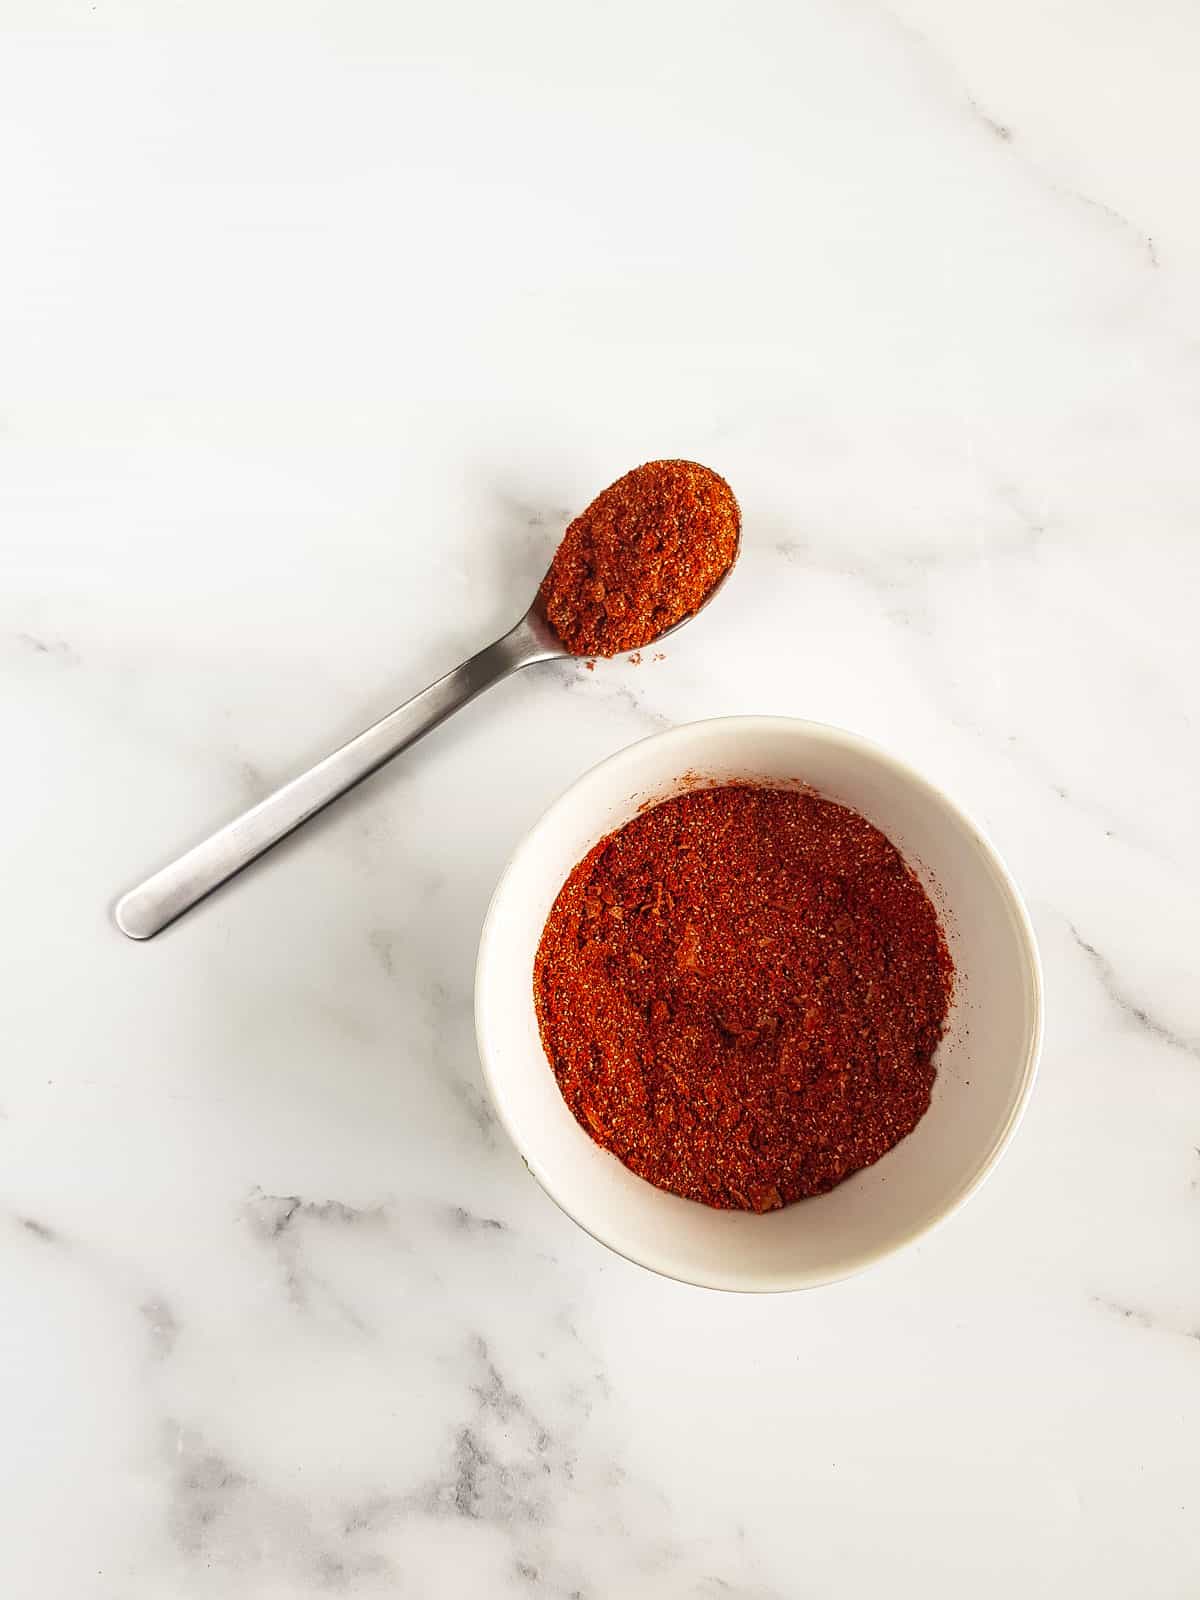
[533,785,954,1211]
[539,459,739,657]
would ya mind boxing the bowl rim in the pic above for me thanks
[474,714,1045,1293]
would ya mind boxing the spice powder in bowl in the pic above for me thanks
[539,459,739,657]
[533,785,954,1212]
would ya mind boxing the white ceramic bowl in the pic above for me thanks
[475,717,1042,1291]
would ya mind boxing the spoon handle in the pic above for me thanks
[115,613,558,940]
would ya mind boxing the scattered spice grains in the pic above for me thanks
[533,785,954,1211]
[539,460,739,657]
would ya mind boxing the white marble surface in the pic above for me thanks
[3,1,1199,1593]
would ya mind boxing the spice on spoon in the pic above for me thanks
[534,784,954,1211]
[539,460,739,657]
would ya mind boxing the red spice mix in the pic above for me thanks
[534,785,954,1211]
[539,460,739,657]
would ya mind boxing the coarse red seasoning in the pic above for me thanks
[539,460,739,657]
[533,785,954,1211]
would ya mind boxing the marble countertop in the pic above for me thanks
[3,2,1198,1594]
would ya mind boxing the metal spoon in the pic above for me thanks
[114,557,737,940]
